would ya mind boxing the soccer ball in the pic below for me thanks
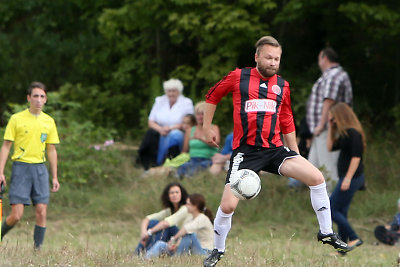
[229,169,261,200]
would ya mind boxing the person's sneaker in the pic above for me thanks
[203,249,224,267]
[317,231,351,252]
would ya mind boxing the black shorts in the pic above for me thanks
[225,144,299,184]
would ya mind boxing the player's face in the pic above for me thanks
[168,186,182,205]
[27,88,47,113]
[255,45,282,78]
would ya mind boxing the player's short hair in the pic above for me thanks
[28,81,47,95]
[163,78,184,94]
[321,47,339,63]
[255,36,281,55]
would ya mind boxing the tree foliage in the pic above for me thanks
[0,0,399,136]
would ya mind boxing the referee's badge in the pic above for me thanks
[40,133,48,143]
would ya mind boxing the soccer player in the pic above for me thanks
[202,36,350,267]
[0,82,60,249]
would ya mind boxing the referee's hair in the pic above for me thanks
[255,36,281,55]
[27,81,47,95]
[321,47,339,63]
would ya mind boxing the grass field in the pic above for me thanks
[1,138,400,267]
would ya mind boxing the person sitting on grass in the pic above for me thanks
[177,101,220,178]
[143,114,196,177]
[134,182,191,255]
[145,193,214,259]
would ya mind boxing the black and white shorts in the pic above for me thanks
[225,144,299,184]
[9,161,50,205]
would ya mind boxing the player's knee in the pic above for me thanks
[220,203,235,214]
[10,211,23,223]
[308,171,325,186]
[36,209,47,219]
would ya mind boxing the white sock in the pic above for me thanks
[213,206,233,252]
[309,182,333,235]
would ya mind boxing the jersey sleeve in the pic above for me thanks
[205,69,239,105]
[46,118,60,144]
[279,82,296,134]
[3,115,16,141]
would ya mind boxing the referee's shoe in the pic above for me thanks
[317,231,351,252]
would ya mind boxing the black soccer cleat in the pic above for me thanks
[317,231,351,252]
[203,249,224,267]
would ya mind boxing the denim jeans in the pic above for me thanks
[145,233,208,259]
[134,220,179,255]
[330,174,365,242]
[177,158,212,178]
[157,130,184,165]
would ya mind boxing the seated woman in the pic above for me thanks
[138,78,194,170]
[177,101,220,178]
[134,182,191,255]
[145,193,214,258]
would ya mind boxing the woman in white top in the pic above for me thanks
[134,182,191,255]
[138,79,194,170]
[145,193,214,258]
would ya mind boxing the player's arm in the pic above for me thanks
[314,98,335,136]
[203,103,218,148]
[0,140,13,187]
[282,132,299,154]
[46,144,60,192]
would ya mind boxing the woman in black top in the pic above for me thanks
[327,102,366,254]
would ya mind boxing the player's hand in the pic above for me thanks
[51,178,60,192]
[204,127,219,148]
[0,174,6,188]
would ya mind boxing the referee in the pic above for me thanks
[0,82,60,249]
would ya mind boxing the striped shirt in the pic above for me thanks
[306,65,352,133]
[205,68,295,150]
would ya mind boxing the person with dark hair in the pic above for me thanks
[145,193,214,258]
[306,47,353,191]
[134,182,191,255]
[0,82,60,249]
[202,36,350,267]
[327,102,366,255]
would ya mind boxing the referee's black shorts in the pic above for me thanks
[225,144,299,184]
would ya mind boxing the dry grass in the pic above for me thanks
[1,216,399,267]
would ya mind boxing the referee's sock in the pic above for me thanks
[34,225,46,249]
[309,182,333,235]
[1,220,14,240]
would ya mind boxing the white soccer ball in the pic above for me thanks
[229,169,261,200]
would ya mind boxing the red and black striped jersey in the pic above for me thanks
[205,67,295,150]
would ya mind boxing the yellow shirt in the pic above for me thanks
[4,109,60,163]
